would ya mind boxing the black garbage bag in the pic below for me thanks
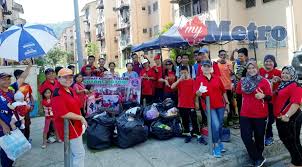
[150,119,174,140]
[122,101,140,111]
[86,113,116,150]
[159,107,179,120]
[162,98,175,110]
[115,114,148,148]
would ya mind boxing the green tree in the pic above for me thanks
[87,42,99,56]
[159,22,173,36]
[44,48,71,67]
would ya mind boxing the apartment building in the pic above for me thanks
[115,0,174,67]
[172,0,302,66]
[57,25,76,63]
[96,0,119,64]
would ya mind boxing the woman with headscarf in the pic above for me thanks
[274,66,302,167]
[259,55,281,146]
[236,60,272,167]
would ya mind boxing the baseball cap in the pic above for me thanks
[202,60,212,67]
[141,59,149,64]
[154,54,161,60]
[0,73,12,79]
[198,48,209,54]
[58,68,73,77]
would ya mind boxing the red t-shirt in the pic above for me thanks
[94,67,108,77]
[152,66,164,89]
[197,62,221,77]
[164,71,177,93]
[39,79,59,95]
[140,68,156,96]
[52,84,83,140]
[273,82,302,117]
[194,75,226,110]
[42,99,53,118]
[80,65,96,74]
[259,68,281,92]
[73,82,87,108]
[177,79,195,109]
[236,78,272,118]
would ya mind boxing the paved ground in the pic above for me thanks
[13,117,292,167]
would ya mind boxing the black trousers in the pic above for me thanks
[240,116,267,161]
[141,95,154,106]
[179,108,200,135]
[276,110,302,166]
[154,88,164,103]
[236,94,242,114]
[226,90,236,122]
[265,103,274,139]
[24,112,31,140]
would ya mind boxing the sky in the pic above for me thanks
[15,0,91,24]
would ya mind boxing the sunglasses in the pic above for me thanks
[166,63,172,66]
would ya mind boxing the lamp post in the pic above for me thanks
[73,0,84,69]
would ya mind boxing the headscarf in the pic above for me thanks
[264,54,277,68]
[241,60,263,94]
[278,66,298,90]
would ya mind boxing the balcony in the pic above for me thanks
[175,0,208,17]
[119,36,130,48]
[12,2,24,14]
[116,0,129,11]
[96,0,104,9]
[96,15,104,25]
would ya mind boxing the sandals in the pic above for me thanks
[41,145,47,149]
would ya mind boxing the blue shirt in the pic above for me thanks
[122,71,139,79]
[0,90,14,131]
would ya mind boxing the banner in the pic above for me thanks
[83,77,141,114]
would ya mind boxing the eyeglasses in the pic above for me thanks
[166,63,172,66]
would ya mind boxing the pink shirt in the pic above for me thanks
[73,82,87,108]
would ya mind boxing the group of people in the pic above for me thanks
[0,46,302,167]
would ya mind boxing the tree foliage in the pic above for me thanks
[42,48,72,67]
[86,42,99,56]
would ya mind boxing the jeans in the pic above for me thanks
[240,117,266,161]
[209,108,225,143]
[70,136,85,167]
[265,103,274,139]
[276,110,302,166]
[0,131,14,167]
[179,108,200,135]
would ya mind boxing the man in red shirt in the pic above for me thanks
[81,55,97,74]
[171,66,201,144]
[94,58,108,77]
[52,68,87,167]
[152,54,164,102]
[140,59,156,105]
[259,54,281,146]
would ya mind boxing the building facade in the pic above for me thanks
[58,25,76,63]
[172,0,302,66]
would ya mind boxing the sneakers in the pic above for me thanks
[197,136,208,145]
[48,136,56,143]
[265,137,274,146]
[219,143,226,153]
[212,146,222,158]
[254,158,266,167]
[184,135,192,143]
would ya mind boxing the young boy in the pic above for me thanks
[171,66,203,143]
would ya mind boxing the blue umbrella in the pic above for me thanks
[0,23,58,61]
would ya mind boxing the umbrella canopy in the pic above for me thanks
[0,23,58,61]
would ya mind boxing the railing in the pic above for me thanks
[206,96,213,154]
[64,119,70,167]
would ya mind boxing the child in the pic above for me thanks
[171,66,202,143]
[86,85,102,116]
[73,74,89,116]
[41,89,61,149]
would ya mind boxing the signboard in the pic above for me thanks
[83,77,141,114]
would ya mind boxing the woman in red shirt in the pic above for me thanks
[140,59,156,105]
[73,74,89,117]
[152,54,164,102]
[159,60,177,102]
[195,60,230,158]
[259,55,281,146]
[236,60,272,167]
[274,66,302,167]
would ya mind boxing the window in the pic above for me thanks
[193,0,208,15]
[153,2,158,12]
[246,0,256,8]
[114,23,117,27]
[263,0,274,3]
[149,28,153,37]
[154,25,159,36]
[143,28,148,34]
[142,6,146,11]
[148,5,151,14]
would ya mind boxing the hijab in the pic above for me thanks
[241,60,263,94]
[278,66,298,90]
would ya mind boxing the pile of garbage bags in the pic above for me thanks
[86,99,183,150]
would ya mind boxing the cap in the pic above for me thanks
[198,48,209,54]
[154,54,161,60]
[0,73,12,79]
[58,68,73,77]
[141,59,149,64]
[193,49,200,54]
[202,60,212,67]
